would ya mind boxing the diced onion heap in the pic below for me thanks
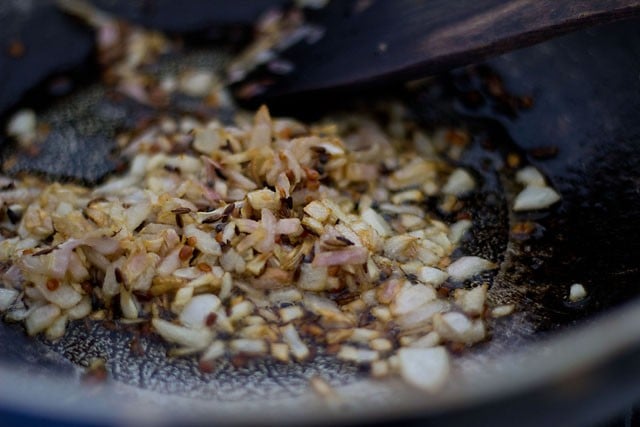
[0,104,500,391]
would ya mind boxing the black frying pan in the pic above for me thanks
[0,2,639,426]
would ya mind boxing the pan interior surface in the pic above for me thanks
[0,14,639,427]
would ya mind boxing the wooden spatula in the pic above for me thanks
[252,0,640,100]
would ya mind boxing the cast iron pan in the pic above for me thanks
[0,2,639,426]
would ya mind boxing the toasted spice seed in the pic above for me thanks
[202,215,221,224]
[171,207,191,214]
[223,204,235,215]
[197,263,212,272]
[199,360,216,373]
[506,153,521,168]
[179,245,194,261]
[518,95,534,109]
[32,246,57,256]
[7,40,25,58]
[129,336,145,356]
[114,267,124,284]
[283,196,293,209]
[449,342,467,354]
[205,312,218,326]
[437,287,450,298]
[230,354,250,368]
[186,236,198,247]
[511,221,536,240]
[81,362,108,385]
[175,213,184,228]
[336,236,354,246]
[528,145,558,160]
[81,281,93,294]
[46,278,60,291]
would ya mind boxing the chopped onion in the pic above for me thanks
[26,304,60,336]
[447,256,497,281]
[397,346,450,391]
[417,266,449,287]
[152,318,213,350]
[337,345,379,364]
[513,185,561,211]
[433,312,486,344]
[442,168,475,196]
[454,284,488,316]
[281,323,310,361]
[297,263,328,291]
[312,246,368,267]
[230,339,267,354]
[392,283,437,316]
[569,283,587,302]
[0,289,19,311]
[179,294,221,328]
[515,166,546,187]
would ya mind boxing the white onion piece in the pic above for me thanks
[103,258,124,297]
[454,284,488,316]
[275,218,303,236]
[120,290,139,319]
[297,264,328,291]
[5,304,33,322]
[45,314,68,341]
[361,208,392,237]
[230,339,267,354]
[26,304,60,336]
[179,294,221,328]
[254,209,276,254]
[281,324,310,361]
[303,293,354,327]
[193,127,223,155]
[156,247,182,276]
[569,283,587,302]
[515,166,546,187]
[0,288,19,311]
[337,345,379,363]
[312,246,368,267]
[183,225,221,256]
[68,251,89,283]
[179,70,214,97]
[513,186,561,211]
[433,312,486,344]
[447,256,497,281]
[200,340,225,362]
[442,168,475,196]
[124,199,152,232]
[417,266,448,287]
[448,219,472,245]
[67,296,92,320]
[409,331,441,348]
[39,283,83,309]
[491,304,515,318]
[229,300,254,322]
[279,306,304,322]
[396,300,449,330]
[1,265,24,289]
[7,109,36,140]
[392,283,437,316]
[152,318,213,350]
[397,346,450,391]
[173,267,203,280]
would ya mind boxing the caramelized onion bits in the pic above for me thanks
[0,98,520,392]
